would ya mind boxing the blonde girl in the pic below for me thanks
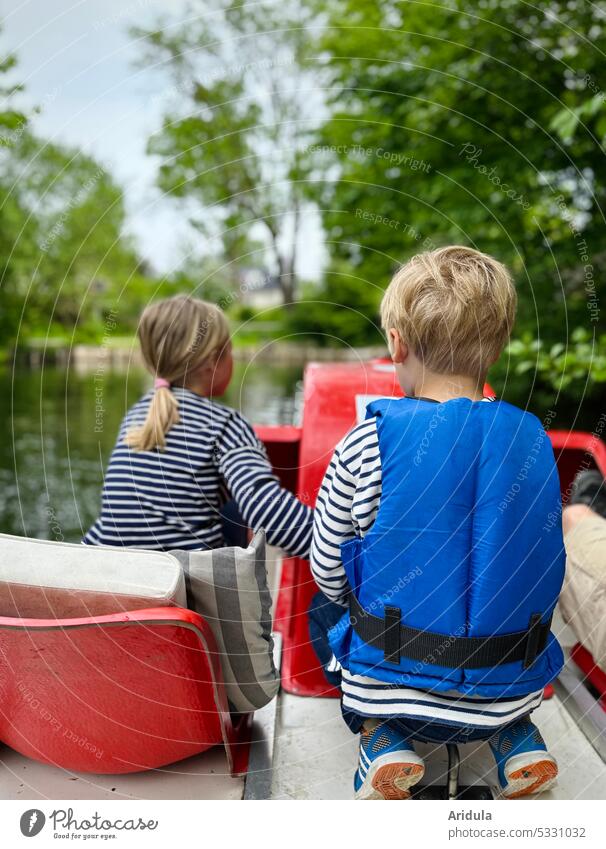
[84,296,312,554]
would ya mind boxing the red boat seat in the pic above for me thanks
[274,360,403,696]
[0,607,251,774]
[547,430,606,500]
[0,535,251,775]
[0,533,186,619]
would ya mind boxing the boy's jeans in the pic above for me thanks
[308,591,498,743]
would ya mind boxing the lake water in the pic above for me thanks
[0,363,302,542]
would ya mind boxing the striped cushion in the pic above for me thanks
[171,530,278,714]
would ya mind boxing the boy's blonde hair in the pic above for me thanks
[381,246,516,378]
[125,295,230,452]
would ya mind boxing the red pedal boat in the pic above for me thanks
[1,359,605,799]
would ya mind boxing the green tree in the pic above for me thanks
[3,132,146,342]
[1,31,152,347]
[0,40,31,344]
[135,0,320,303]
[310,0,606,351]
[286,261,385,347]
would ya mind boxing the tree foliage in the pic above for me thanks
[135,0,321,303]
[1,132,152,344]
[0,30,154,346]
[0,40,30,344]
[286,260,385,347]
[310,0,606,356]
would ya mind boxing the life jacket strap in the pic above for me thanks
[349,594,552,670]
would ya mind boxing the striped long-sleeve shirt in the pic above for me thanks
[84,387,313,556]
[309,412,544,729]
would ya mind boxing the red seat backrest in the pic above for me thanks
[0,608,248,775]
[548,430,606,499]
[275,360,402,697]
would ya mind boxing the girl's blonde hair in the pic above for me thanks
[381,246,517,379]
[125,296,230,452]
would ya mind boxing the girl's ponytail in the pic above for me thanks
[124,381,180,452]
[125,296,229,452]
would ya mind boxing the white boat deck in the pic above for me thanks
[269,687,606,800]
[0,745,242,801]
[270,609,606,800]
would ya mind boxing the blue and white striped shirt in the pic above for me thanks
[84,387,313,556]
[310,411,544,729]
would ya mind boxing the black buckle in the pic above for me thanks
[523,613,544,669]
[384,606,402,664]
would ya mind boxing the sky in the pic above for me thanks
[2,0,323,278]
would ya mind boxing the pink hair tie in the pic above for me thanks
[154,377,171,389]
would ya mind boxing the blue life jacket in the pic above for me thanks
[328,396,566,698]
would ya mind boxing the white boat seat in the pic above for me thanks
[0,533,187,619]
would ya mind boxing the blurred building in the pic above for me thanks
[239,269,282,309]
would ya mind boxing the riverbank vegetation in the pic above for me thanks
[1,3,605,422]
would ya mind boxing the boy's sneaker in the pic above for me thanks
[489,718,558,799]
[569,470,606,518]
[354,721,425,800]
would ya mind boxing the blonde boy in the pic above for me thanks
[309,247,565,800]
